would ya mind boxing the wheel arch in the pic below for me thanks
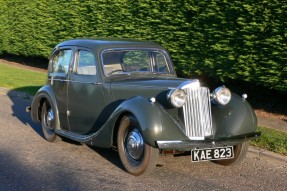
[30,85,60,130]
[92,96,186,148]
[111,97,164,148]
[37,97,47,121]
[112,111,134,147]
[116,113,159,176]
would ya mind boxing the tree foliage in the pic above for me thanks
[0,0,286,91]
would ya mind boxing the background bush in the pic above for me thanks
[0,0,286,91]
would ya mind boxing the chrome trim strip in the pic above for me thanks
[108,83,175,90]
[48,78,102,85]
[177,79,200,89]
[69,80,102,85]
[48,79,69,82]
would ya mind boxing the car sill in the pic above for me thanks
[55,129,98,143]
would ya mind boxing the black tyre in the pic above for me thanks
[117,115,159,176]
[213,141,249,166]
[41,102,60,142]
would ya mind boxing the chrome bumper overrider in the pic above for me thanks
[156,132,261,150]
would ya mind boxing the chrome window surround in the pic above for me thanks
[100,48,175,77]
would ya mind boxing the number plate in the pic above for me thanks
[191,146,234,162]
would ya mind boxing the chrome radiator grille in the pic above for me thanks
[182,87,213,140]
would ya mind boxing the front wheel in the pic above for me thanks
[117,115,159,176]
[212,141,249,166]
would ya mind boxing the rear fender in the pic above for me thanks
[31,85,60,130]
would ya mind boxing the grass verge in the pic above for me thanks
[0,63,46,94]
[251,126,287,156]
[0,62,286,157]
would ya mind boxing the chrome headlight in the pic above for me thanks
[168,89,187,108]
[212,86,231,105]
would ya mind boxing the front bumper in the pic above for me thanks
[156,132,261,150]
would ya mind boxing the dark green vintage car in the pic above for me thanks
[30,38,260,176]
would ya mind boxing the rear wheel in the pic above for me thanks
[213,142,249,166]
[117,115,159,176]
[41,102,60,142]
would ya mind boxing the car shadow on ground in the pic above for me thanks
[89,146,125,172]
[7,88,44,139]
[7,87,126,172]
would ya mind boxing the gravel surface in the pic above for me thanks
[255,110,287,132]
[0,88,286,191]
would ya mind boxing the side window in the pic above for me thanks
[102,51,123,75]
[76,50,96,75]
[154,52,169,73]
[52,49,72,74]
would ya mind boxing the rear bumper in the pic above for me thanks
[156,132,261,150]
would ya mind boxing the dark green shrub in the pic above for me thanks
[0,0,286,91]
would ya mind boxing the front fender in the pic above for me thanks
[91,96,187,148]
[31,85,60,130]
[90,94,258,148]
[212,93,258,137]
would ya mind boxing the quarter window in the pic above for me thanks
[76,50,96,75]
[52,49,72,74]
[154,52,170,73]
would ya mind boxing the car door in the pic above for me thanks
[67,48,106,134]
[49,47,74,130]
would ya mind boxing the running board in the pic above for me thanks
[55,130,96,143]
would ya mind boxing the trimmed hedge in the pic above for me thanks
[0,0,286,91]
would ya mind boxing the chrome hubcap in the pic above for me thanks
[46,108,54,131]
[126,129,144,160]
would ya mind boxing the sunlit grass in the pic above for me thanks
[0,63,46,94]
[250,126,287,156]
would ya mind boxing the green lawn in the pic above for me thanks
[251,126,287,156]
[0,63,46,94]
[0,62,286,156]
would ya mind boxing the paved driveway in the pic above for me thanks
[0,88,286,191]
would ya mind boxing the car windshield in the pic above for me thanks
[102,49,171,75]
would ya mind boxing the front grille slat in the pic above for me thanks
[183,87,212,140]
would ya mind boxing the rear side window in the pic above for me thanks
[154,52,170,73]
[76,50,96,75]
[51,49,72,74]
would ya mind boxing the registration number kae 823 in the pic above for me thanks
[191,146,234,162]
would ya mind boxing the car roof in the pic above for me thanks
[56,38,165,51]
